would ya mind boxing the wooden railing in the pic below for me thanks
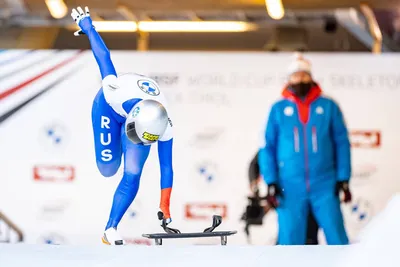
[0,211,24,243]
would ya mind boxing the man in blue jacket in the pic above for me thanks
[258,54,352,245]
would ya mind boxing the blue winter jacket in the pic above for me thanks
[258,85,351,192]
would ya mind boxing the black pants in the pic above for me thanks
[306,210,319,245]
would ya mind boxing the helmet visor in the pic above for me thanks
[126,121,143,144]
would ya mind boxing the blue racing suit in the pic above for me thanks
[258,85,351,245]
[78,14,174,230]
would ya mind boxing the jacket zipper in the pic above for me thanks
[312,126,318,153]
[294,127,300,152]
[303,124,310,192]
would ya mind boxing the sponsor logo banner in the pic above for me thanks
[148,73,179,86]
[189,128,224,148]
[352,164,377,182]
[38,122,69,152]
[39,233,66,245]
[184,203,228,220]
[350,130,381,148]
[124,238,152,246]
[39,199,69,221]
[33,165,75,182]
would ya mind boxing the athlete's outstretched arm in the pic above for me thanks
[157,138,173,222]
[71,7,116,79]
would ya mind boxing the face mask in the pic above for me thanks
[290,82,313,97]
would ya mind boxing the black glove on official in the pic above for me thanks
[335,181,352,203]
[266,183,281,208]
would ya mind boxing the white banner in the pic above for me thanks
[0,50,398,245]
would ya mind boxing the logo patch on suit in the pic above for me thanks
[137,80,160,96]
[316,106,324,114]
[131,107,140,118]
[284,106,294,116]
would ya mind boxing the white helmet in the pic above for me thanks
[125,99,169,145]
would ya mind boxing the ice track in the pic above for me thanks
[0,243,349,267]
[2,194,400,267]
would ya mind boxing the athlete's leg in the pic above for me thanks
[105,125,151,229]
[91,89,122,177]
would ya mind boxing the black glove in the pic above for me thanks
[266,183,281,208]
[335,181,352,203]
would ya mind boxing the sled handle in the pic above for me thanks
[203,215,222,233]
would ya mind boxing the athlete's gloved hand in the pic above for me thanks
[158,210,172,225]
[336,181,352,203]
[70,6,93,36]
[266,183,281,208]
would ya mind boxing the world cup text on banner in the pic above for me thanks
[148,73,179,86]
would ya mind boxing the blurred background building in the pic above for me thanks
[0,0,398,52]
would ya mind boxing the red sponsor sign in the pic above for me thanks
[184,203,227,220]
[33,165,75,182]
[350,130,381,148]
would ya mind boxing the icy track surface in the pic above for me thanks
[2,194,400,267]
[0,244,350,267]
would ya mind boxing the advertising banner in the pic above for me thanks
[0,50,399,245]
